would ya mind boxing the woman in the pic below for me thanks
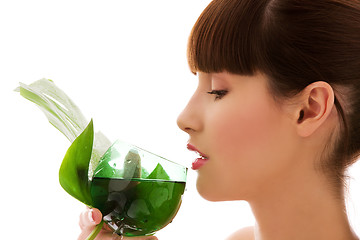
[79,0,360,239]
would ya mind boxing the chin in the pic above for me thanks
[198,192,224,202]
[196,178,233,202]
[196,175,250,202]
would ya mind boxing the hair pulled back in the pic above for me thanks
[187,0,360,191]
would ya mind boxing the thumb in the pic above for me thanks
[79,208,103,230]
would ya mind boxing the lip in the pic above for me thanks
[187,143,209,170]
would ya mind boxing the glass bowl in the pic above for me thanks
[90,140,187,237]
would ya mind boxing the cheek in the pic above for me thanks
[195,80,298,201]
[211,102,278,159]
[201,100,290,199]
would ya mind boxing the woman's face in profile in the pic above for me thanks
[178,71,300,201]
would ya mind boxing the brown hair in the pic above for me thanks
[187,0,360,193]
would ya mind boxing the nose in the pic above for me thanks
[177,92,203,134]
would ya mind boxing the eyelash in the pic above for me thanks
[207,90,228,100]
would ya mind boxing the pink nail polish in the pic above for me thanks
[88,209,96,224]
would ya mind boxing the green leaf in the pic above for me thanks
[15,79,88,142]
[59,119,94,206]
[15,79,112,179]
[146,163,170,181]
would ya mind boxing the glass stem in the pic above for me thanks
[85,220,104,240]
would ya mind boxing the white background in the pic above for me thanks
[0,1,359,239]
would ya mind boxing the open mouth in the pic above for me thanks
[187,143,209,170]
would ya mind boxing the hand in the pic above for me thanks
[78,208,158,240]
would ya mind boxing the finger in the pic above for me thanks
[79,208,102,230]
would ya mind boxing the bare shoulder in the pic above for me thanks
[225,226,254,240]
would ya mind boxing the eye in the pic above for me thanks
[207,90,228,100]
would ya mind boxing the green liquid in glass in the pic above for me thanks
[90,177,186,236]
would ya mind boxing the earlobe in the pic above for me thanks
[296,82,335,137]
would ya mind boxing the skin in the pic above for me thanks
[177,71,358,240]
[78,208,158,240]
[78,71,358,239]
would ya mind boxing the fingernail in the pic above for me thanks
[88,209,95,224]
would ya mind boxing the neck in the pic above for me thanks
[248,169,357,240]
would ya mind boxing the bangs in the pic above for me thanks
[187,0,267,75]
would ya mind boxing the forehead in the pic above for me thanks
[198,71,270,87]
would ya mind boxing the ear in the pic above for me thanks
[296,81,335,137]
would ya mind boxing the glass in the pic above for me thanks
[90,140,188,237]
